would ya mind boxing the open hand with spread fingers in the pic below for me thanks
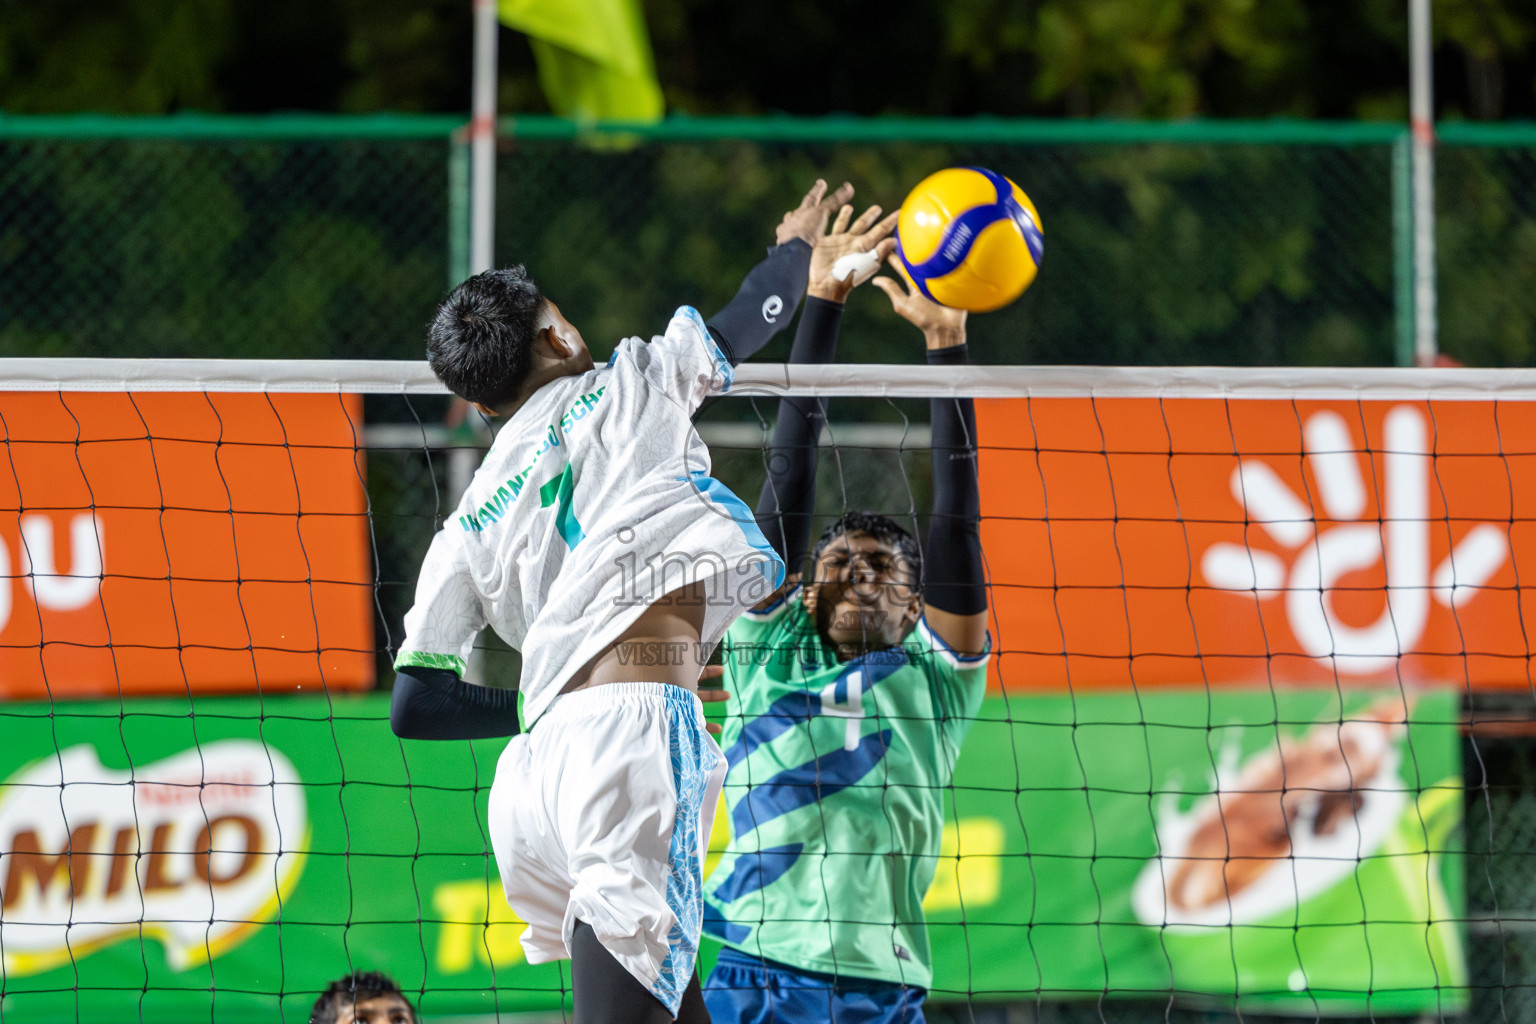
[807,204,901,304]
[775,179,856,247]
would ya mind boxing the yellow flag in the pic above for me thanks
[499,0,664,121]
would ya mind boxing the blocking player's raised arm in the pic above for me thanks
[922,346,989,656]
[390,524,522,739]
[872,257,990,658]
[752,297,839,596]
[753,199,900,607]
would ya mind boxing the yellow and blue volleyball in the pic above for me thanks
[895,167,1043,313]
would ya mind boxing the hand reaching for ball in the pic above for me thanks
[871,255,968,350]
[775,179,856,248]
[806,203,900,304]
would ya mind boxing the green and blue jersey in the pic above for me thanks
[704,588,988,988]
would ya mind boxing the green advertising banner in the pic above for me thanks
[924,688,1466,1017]
[0,688,1463,1020]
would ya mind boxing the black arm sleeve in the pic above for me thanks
[390,666,523,740]
[925,345,988,616]
[706,239,812,365]
[755,297,844,574]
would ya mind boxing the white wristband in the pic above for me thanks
[830,249,882,286]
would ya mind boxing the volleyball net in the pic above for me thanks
[0,359,1532,1022]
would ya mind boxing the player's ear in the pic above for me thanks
[533,324,564,359]
[905,593,924,633]
[545,323,586,362]
[901,565,924,628]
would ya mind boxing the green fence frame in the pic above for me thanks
[4,113,1534,366]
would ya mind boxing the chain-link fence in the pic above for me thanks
[1437,137,1536,367]
[0,115,457,360]
[496,126,1405,368]
[4,117,1532,369]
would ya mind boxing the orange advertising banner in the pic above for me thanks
[0,392,374,699]
[978,396,1536,691]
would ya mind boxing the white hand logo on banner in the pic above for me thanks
[1201,406,1509,674]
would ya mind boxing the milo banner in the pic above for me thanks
[0,689,1462,1020]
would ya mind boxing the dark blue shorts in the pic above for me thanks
[703,947,927,1024]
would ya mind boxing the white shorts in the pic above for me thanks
[487,682,726,1016]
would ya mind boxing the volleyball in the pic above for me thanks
[895,166,1044,313]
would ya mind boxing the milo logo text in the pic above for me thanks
[0,741,307,974]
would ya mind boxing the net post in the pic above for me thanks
[469,0,498,275]
[1409,0,1438,366]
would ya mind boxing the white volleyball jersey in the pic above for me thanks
[395,306,785,727]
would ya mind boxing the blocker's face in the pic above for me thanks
[803,532,922,657]
[335,994,415,1024]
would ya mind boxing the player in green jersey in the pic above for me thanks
[701,216,990,1023]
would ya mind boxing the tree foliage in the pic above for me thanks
[0,0,1533,121]
[644,0,1536,121]
[0,2,1533,368]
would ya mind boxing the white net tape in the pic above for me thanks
[9,357,1536,399]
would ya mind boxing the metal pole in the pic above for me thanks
[470,0,498,275]
[1391,133,1415,367]
[462,0,500,684]
[1409,0,1438,365]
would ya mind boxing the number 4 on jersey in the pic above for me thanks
[539,463,585,549]
[820,667,866,751]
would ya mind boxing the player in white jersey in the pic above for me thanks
[389,181,898,1023]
